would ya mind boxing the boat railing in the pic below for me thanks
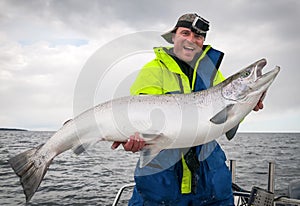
[113,161,300,206]
[112,183,136,206]
[273,196,300,205]
[112,185,300,206]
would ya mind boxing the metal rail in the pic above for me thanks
[274,196,300,205]
[112,183,135,206]
[268,161,275,193]
[112,161,300,206]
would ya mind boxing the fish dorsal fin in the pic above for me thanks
[210,104,234,124]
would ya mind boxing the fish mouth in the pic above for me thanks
[253,59,280,93]
[254,58,267,81]
[254,58,279,84]
[259,65,280,82]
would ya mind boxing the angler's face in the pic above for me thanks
[172,27,204,63]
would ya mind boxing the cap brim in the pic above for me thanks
[161,27,177,44]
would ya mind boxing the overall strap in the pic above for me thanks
[192,46,224,92]
[181,46,224,194]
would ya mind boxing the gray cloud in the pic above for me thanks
[0,0,299,131]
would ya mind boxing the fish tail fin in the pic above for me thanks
[8,145,52,202]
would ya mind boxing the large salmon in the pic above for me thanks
[9,58,280,202]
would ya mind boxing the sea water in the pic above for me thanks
[0,131,299,205]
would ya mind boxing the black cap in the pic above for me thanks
[162,13,210,44]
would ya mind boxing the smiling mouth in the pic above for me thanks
[183,46,195,51]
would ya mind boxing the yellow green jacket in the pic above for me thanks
[130,45,225,95]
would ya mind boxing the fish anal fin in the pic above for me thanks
[210,104,234,124]
[139,145,163,168]
[139,135,172,168]
[71,133,101,155]
[72,142,92,155]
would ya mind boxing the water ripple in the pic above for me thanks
[1,131,299,205]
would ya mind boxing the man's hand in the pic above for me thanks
[253,92,266,112]
[253,99,264,111]
[111,132,145,153]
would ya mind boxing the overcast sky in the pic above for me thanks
[0,0,299,132]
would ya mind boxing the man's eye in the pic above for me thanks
[194,35,203,40]
[181,31,190,36]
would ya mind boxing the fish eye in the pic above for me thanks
[241,69,251,78]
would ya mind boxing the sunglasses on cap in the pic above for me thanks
[191,14,209,35]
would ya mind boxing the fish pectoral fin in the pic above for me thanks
[226,123,240,140]
[210,104,234,124]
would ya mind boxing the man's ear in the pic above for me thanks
[171,33,175,43]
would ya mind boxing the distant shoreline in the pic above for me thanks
[0,128,28,131]
[0,127,298,133]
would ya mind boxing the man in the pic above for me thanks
[112,13,263,205]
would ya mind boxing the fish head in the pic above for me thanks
[222,58,280,102]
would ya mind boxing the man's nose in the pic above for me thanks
[186,33,197,43]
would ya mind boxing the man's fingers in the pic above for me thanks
[124,133,145,153]
[253,100,264,111]
[111,141,122,150]
[134,132,146,152]
[123,136,136,151]
[129,133,140,153]
[111,132,146,153]
[258,101,264,109]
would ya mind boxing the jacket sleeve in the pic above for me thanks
[130,60,165,95]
